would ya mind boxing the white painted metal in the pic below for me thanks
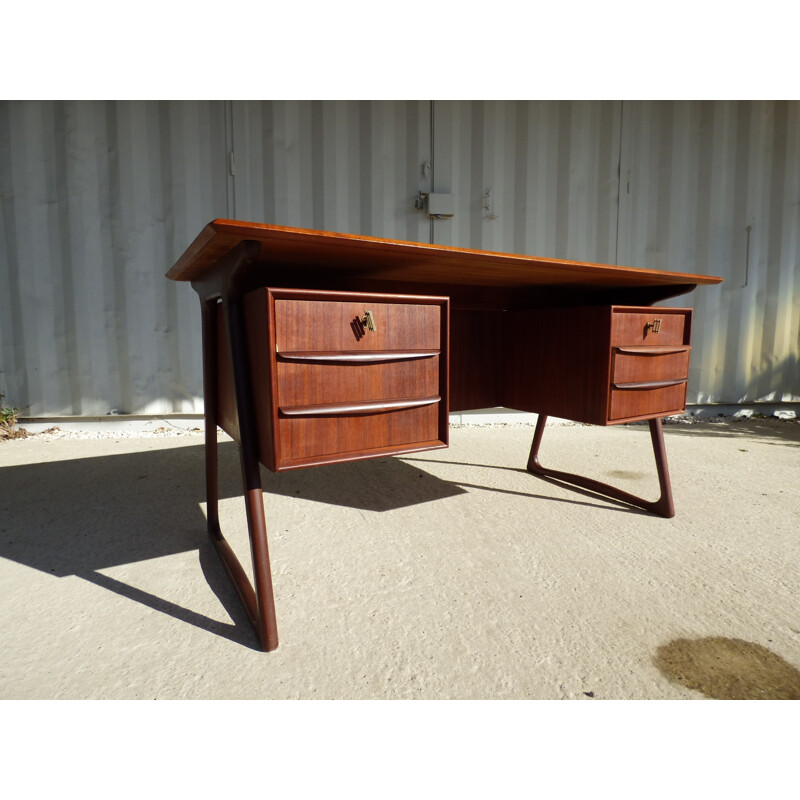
[231,100,432,243]
[1,100,798,419]
[430,100,623,264]
[1,101,229,417]
[618,101,800,403]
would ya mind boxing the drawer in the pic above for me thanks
[278,400,442,467]
[609,379,688,421]
[611,346,690,385]
[277,353,441,408]
[610,307,692,348]
[275,296,442,352]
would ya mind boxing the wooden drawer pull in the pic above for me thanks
[612,379,687,390]
[278,350,439,363]
[614,346,691,356]
[280,396,441,417]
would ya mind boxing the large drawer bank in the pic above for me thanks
[167,220,722,651]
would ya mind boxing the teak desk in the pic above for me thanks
[168,219,723,651]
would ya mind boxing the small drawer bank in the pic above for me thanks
[506,305,693,425]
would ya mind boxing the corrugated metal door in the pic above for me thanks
[617,100,800,403]
[0,100,230,417]
[231,100,432,243]
[429,100,622,262]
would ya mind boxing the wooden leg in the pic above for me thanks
[527,415,676,518]
[201,297,279,651]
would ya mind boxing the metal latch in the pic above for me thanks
[645,318,662,334]
[415,191,455,218]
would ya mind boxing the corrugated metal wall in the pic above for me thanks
[1,100,798,418]
[232,101,432,243]
[429,100,623,264]
[0,100,230,416]
[617,100,800,404]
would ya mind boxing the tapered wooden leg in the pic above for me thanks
[527,415,675,518]
[201,297,279,651]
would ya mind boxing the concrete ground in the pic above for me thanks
[1,417,799,700]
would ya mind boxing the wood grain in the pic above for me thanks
[278,403,442,465]
[504,306,614,425]
[611,348,690,384]
[218,287,449,471]
[609,382,688,421]
[277,358,441,408]
[503,305,693,424]
[168,220,722,310]
[449,310,505,412]
[274,294,442,352]
[610,307,692,347]
[279,397,440,417]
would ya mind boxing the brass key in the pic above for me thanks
[360,310,376,332]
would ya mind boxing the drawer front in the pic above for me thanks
[275,298,442,352]
[611,347,690,385]
[610,308,691,347]
[609,380,688,421]
[278,402,442,466]
[277,355,441,408]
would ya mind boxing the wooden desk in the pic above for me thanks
[168,220,722,651]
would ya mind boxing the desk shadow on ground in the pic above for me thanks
[0,441,465,649]
[655,637,800,699]
[408,418,800,513]
[400,456,656,516]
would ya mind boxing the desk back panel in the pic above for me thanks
[505,306,613,424]
[449,310,506,412]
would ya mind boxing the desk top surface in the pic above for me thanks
[167,219,722,305]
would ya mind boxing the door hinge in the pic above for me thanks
[229,151,236,177]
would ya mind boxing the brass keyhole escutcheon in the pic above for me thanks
[645,318,662,334]
[360,310,376,332]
